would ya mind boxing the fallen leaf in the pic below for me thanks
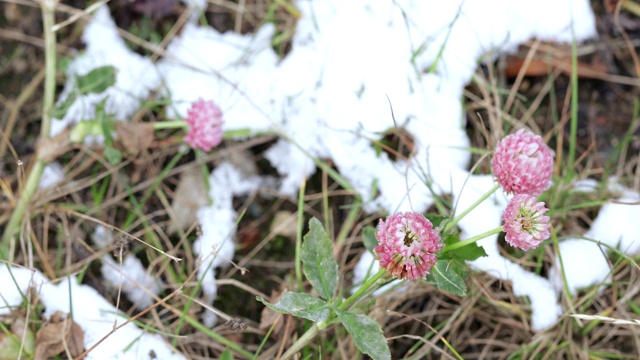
[116,122,155,154]
[168,167,208,234]
[227,149,259,178]
[270,211,298,239]
[504,54,609,79]
[37,129,71,163]
[34,312,84,360]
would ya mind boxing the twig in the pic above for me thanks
[0,27,72,54]
[64,209,182,262]
[51,0,109,32]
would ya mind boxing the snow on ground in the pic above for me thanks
[22,0,640,356]
[38,162,65,189]
[0,266,184,360]
[550,182,640,294]
[92,226,165,310]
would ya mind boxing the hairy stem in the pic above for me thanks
[1,0,57,260]
[444,183,500,233]
[442,226,503,253]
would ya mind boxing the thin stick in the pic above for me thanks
[51,0,110,32]
[112,246,124,330]
[65,209,182,262]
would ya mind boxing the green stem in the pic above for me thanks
[442,226,503,253]
[568,32,578,179]
[40,5,55,136]
[1,1,57,260]
[280,322,321,360]
[334,198,362,256]
[444,183,500,233]
[153,120,188,130]
[339,268,386,310]
[295,178,306,288]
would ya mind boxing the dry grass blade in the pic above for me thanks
[571,314,640,326]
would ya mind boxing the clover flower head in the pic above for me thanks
[502,194,551,251]
[491,129,554,196]
[184,98,224,152]
[373,211,442,280]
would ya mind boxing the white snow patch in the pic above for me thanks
[590,194,640,254]
[38,162,65,189]
[550,238,611,295]
[0,266,184,360]
[92,226,164,311]
[551,184,640,295]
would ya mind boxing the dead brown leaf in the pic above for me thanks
[270,211,298,239]
[34,312,84,360]
[37,129,71,163]
[504,54,609,79]
[115,122,155,154]
[168,167,208,234]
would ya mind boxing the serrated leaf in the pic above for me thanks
[448,260,469,278]
[76,66,116,94]
[450,242,487,261]
[425,271,436,285]
[362,226,378,253]
[256,292,330,323]
[440,234,487,262]
[430,260,467,296]
[301,217,338,300]
[335,309,390,360]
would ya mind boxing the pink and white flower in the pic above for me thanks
[374,212,442,280]
[184,98,224,152]
[502,194,551,251]
[491,129,554,196]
